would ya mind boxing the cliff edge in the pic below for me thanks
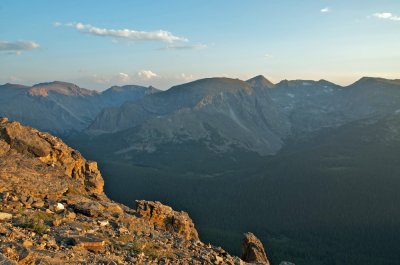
[0,117,270,264]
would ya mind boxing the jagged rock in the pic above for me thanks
[31,199,44,208]
[0,253,17,265]
[104,203,124,217]
[84,161,104,194]
[70,201,105,217]
[72,235,107,252]
[98,220,109,227]
[20,195,34,208]
[0,140,10,156]
[0,119,104,197]
[0,212,12,221]
[0,242,31,263]
[0,119,259,264]
[61,211,76,221]
[135,200,199,241]
[241,233,270,265]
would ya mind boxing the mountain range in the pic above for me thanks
[85,75,400,157]
[2,75,400,264]
[0,81,159,135]
[3,76,400,147]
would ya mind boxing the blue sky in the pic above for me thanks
[1,0,400,90]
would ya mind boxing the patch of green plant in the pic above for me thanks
[15,212,52,234]
[129,240,173,259]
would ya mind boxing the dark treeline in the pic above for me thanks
[68,118,400,265]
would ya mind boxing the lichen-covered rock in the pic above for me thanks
[135,200,199,241]
[241,232,270,265]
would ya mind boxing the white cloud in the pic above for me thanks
[179,73,195,81]
[138,70,159,79]
[118,72,131,82]
[373,12,400,21]
[58,22,188,43]
[90,72,133,84]
[320,7,330,13]
[0,41,40,54]
[163,43,207,50]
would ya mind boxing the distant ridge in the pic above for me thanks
[29,81,96,96]
[350,76,400,87]
[0,81,159,135]
[1,75,400,137]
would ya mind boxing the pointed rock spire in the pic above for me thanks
[241,232,270,265]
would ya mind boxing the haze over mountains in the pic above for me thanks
[0,81,159,135]
[2,75,400,264]
[85,75,400,157]
[3,75,400,144]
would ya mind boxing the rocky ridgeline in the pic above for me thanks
[0,118,273,264]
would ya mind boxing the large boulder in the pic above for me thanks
[135,200,199,241]
[241,232,270,265]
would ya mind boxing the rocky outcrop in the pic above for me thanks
[0,117,104,195]
[135,200,199,241]
[0,118,254,264]
[241,232,270,265]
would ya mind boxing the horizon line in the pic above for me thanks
[2,75,399,92]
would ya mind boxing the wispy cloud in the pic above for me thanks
[118,72,131,82]
[57,22,188,43]
[179,73,195,81]
[90,72,132,85]
[373,12,400,21]
[162,43,207,50]
[138,70,159,79]
[0,40,40,54]
[320,7,331,13]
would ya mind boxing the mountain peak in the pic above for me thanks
[103,84,160,94]
[246,75,274,88]
[167,77,251,95]
[317,79,341,87]
[0,83,29,90]
[29,81,96,97]
[276,79,341,88]
[351,77,400,87]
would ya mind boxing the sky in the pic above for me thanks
[1,0,400,90]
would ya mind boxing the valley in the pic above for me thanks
[2,75,400,264]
